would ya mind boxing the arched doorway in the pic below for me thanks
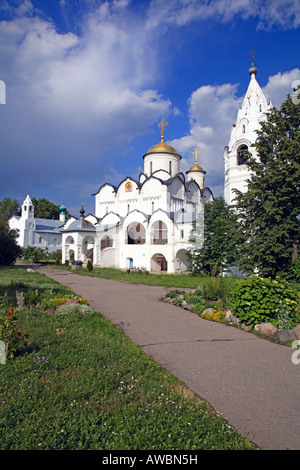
[151,253,168,272]
[65,236,75,262]
[82,235,95,262]
[101,235,113,250]
[175,249,189,272]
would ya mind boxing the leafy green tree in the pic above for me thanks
[188,197,241,275]
[22,246,48,262]
[233,93,300,278]
[0,221,22,265]
[0,197,20,220]
[31,198,69,220]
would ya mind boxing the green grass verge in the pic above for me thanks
[57,265,239,289]
[0,267,257,450]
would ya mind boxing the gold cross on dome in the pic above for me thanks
[250,49,255,64]
[192,148,200,164]
[158,119,168,140]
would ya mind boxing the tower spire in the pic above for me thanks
[249,50,257,76]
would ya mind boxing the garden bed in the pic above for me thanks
[162,276,300,346]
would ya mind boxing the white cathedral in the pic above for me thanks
[62,120,213,273]
[61,60,272,273]
[10,61,272,273]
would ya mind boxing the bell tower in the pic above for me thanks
[21,194,34,220]
[224,54,272,206]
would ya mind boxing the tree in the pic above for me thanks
[31,198,69,220]
[233,92,300,278]
[188,197,241,275]
[0,197,20,220]
[0,221,22,265]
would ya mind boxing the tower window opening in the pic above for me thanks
[237,145,248,166]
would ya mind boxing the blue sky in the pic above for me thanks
[0,0,299,216]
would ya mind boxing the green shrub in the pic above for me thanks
[192,300,224,315]
[230,276,300,327]
[288,258,300,283]
[86,260,93,272]
[185,290,205,305]
[165,289,185,299]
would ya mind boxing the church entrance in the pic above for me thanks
[175,249,189,272]
[83,235,95,263]
[151,253,168,272]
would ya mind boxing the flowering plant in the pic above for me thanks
[0,297,29,359]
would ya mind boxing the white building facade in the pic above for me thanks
[224,61,272,206]
[62,123,213,273]
[9,194,65,253]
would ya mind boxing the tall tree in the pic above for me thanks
[0,197,20,220]
[188,197,240,275]
[31,198,69,220]
[233,92,300,278]
[0,221,22,265]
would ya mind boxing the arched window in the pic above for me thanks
[169,161,172,176]
[237,145,248,166]
[101,236,113,250]
[151,220,168,245]
[127,223,146,244]
[125,182,132,192]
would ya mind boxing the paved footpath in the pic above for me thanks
[38,267,300,450]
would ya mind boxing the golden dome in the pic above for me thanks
[187,163,205,173]
[143,137,182,159]
[186,148,206,173]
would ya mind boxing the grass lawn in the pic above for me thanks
[58,265,240,290]
[0,267,257,450]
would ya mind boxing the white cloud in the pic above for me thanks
[146,0,300,29]
[169,83,239,183]
[169,68,300,198]
[0,2,171,197]
[262,68,300,107]
[0,0,299,207]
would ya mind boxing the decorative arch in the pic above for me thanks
[151,253,168,272]
[101,235,113,250]
[64,235,75,262]
[237,144,248,166]
[82,234,95,262]
[126,222,146,244]
[150,220,168,245]
[175,249,189,272]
